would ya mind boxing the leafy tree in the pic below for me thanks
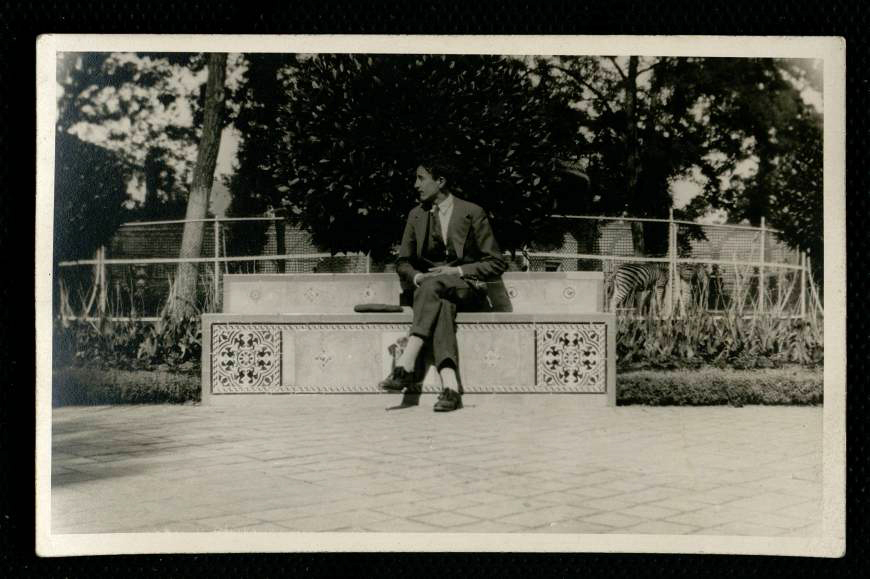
[257,54,587,261]
[56,52,209,220]
[541,56,823,261]
[54,131,129,261]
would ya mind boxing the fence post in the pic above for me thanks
[759,217,766,315]
[806,255,824,316]
[213,219,220,310]
[800,251,807,319]
[668,208,677,317]
[97,245,107,318]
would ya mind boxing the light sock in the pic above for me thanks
[439,366,459,390]
[397,335,424,372]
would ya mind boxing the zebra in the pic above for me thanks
[608,262,708,316]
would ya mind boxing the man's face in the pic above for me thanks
[415,166,444,203]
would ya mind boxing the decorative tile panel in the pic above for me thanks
[536,323,606,392]
[212,325,281,393]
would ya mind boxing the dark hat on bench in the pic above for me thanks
[354,303,404,313]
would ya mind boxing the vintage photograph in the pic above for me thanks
[35,36,845,556]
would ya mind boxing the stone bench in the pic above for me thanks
[201,272,615,405]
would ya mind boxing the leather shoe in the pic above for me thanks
[379,367,416,392]
[433,388,463,412]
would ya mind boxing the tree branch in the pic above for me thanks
[606,56,628,81]
[549,65,617,117]
[636,58,666,77]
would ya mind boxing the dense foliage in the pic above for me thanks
[616,312,823,371]
[618,367,822,406]
[232,54,589,260]
[539,56,823,259]
[54,131,129,261]
[56,52,210,220]
[55,316,202,373]
[53,367,200,406]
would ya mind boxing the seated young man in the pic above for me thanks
[379,158,506,412]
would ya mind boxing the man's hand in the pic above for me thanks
[427,266,462,277]
[414,266,463,286]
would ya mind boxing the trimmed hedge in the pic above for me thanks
[617,367,823,406]
[53,367,200,406]
[53,365,822,407]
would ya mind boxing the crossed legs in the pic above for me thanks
[395,274,477,392]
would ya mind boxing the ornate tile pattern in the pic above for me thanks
[536,323,606,392]
[212,325,281,394]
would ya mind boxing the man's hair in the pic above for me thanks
[417,155,456,183]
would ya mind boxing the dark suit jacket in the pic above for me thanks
[395,196,506,290]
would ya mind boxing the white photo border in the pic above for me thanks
[35,34,846,557]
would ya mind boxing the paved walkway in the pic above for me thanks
[51,397,822,536]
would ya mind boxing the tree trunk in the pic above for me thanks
[169,53,228,320]
[623,56,645,256]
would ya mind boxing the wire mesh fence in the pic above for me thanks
[56,213,821,322]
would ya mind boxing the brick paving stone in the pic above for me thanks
[563,486,622,499]
[664,506,757,528]
[624,486,695,504]
[362,518,446,533]
[273,510,392,532]
[412,512,482,528]
[617,504,682,520]
[463,499,554,520]
[678,488,759,505]
[449,520,529,533]
[579,496,638,512]
[533,491,613,508]
[623,521,700,535]
[724,492,811,513]
[372,501,439,519]
[743,511,812,530]
[412,495,484,512]
[604,480,651,494]
[190,514,264,530]
[529,520,615,534]
[228,522,296,532]
[453,491,514,504]
[752,477,822,499]
[497,505,597,528]
[580,512,647,529]
[645,497,712,513]
[702,521,787,536]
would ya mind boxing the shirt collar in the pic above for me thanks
[434,194,454,214]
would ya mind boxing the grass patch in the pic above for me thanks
[53,367,200,406]
[617,366,823,406]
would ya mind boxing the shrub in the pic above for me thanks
[55,315,201,374]
[53,367,200,406]
[618,367,823,406]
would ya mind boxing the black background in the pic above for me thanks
[1,0,866,576]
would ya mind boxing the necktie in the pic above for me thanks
[430,209,447,258]
[431,208,444,243]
